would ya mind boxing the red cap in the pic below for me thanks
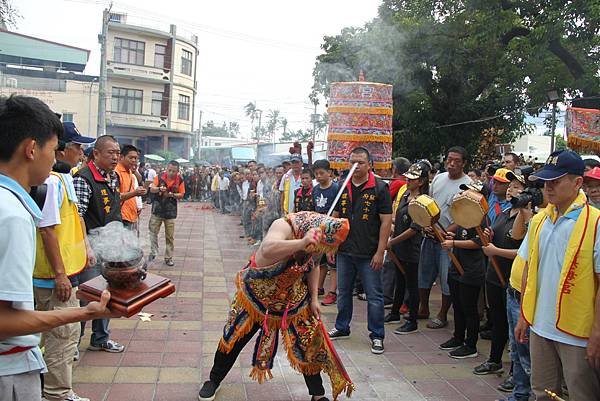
[584,167,600,181]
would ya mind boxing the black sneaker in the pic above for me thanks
[371,338,384,354]
[439,337,463,350]
[384,313,401,324]
[198,380,221,401]
[328,328,350,340]
[448,345,478,359]
[480,329,492,340]
[165,259,175,267]
[497,375,514,392]
[87,340,125,353]
[393,320,418,335]
[473,361,504,375]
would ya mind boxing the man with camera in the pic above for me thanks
[148,160,185,267]
[515,150,600,400]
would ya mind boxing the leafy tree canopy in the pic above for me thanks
[313,0,600,161]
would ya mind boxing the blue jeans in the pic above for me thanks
[507,286,531,401]
[418,238,450,296]
[78,263,111,346]
[335,253,384,340]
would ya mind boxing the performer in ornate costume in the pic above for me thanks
[199,211,353,401]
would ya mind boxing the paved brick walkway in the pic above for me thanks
[73,204,509,401]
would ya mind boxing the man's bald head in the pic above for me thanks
[94,135,118,151]
[93,135,120,171]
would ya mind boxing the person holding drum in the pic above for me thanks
[474,171,527,375]
[386,162,430,334]
[439,182,487,359]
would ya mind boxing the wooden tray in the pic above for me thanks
[76,273,176,318]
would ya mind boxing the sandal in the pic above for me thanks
[426,318,448,329]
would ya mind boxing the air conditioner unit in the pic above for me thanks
[5,78,17,88]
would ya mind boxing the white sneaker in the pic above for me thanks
[65,392,90,401]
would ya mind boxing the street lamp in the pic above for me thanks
[547,90,560,153]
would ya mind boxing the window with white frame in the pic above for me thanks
[151,91,163,116]
[178,94,190,120]
[181,49,192,76]
[114,37,145,65]
[62,113,74,122]
[154,44,166,68]
[111,87,143,114]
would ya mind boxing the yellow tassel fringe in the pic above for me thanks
[327,133,393,143]
[567,134,600,152]
[328,106,393,115]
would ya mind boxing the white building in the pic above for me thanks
[105,13,198,158]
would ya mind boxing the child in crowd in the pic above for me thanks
[294,168,315,212]
[439,183,487,359]
[312,160,340,305]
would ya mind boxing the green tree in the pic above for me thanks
[313,0,599,161]
[244,101,257,138]
[0,0,20,29]
[280,129,312,142]
[266,109,281,142]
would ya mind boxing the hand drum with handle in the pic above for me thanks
[449,190,506,286]
[408,195,464,275]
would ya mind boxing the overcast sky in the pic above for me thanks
[14,0,380,139]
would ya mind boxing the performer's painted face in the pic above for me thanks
[285,211,349,252]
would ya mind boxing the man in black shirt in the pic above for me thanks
[328,147,393,354]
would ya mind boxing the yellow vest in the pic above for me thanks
[521,193,599,339]
[34,172,87,279]
[508,254,526,291]
[282,174,292,214]
[392,184,407,218]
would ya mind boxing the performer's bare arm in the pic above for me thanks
[0,290,119,341]
[255,219,322,267]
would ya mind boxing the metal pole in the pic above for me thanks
[257,110,262,142]
[97,6,111,137]
[550,101,557,153]
[312,102,317,142]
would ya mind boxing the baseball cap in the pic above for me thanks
[584,167,600,181]
[492,168,511,183]
[505,170,525,185]
[529,149,584,181]
[459,181,484,193]
[290,154,302,163]
[403,163,425,180]
[62,122,96,145]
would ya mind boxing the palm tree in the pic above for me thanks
[244,101,257,139]
[280,117,288,138]
[266,109,280,142]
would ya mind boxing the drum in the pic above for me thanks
[326,81,393,170]
[450,190,489,229]
[408,194,441,228]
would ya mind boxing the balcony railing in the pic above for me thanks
[107,61,170,82]
[107,111,167,129]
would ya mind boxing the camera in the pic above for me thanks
[510,187,544,208]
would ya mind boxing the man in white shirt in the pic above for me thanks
[217,170,230,213]
[0,95,116,401]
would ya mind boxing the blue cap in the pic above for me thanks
[290,154,302,162]
[529,149,584,181]
[62,122,96,145]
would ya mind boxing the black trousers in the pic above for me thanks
[448,278,481,349]
[486,282,509,363]
[209,323,325,396]
[391,260,419,322]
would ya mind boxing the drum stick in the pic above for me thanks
[544,390,566,401]
[475,226,506,287]
[432,225,465,276]
[326,163,358,217]
[387,250,406,275]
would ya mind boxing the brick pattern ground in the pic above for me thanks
[73,204,510,401]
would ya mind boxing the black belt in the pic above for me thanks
[507,285,521,300]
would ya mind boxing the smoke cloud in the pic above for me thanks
[88,221,144,263]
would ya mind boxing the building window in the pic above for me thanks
[181,49,192,76]
[178,94,190,120]
[114,37,145,65]
[151,91,163,116]
[111,87,143,114]
[62,113,74,122]
[154,44,166,68]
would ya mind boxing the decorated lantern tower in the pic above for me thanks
[326,72,393,170]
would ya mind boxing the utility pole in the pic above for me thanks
[550,101,557,153]
[197,110,203,159]
[256,109,263,143]
[97,5,112,137]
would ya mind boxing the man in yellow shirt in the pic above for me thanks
[515,150,600,400]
